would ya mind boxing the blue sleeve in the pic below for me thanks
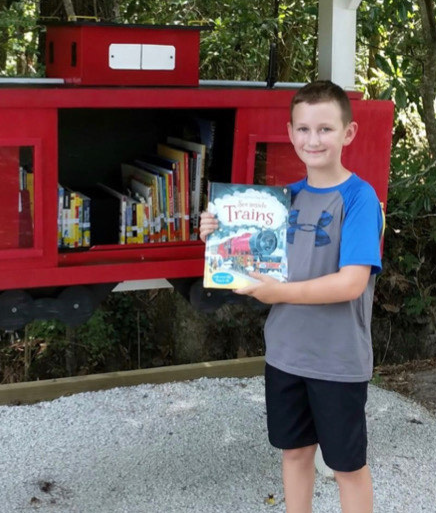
[339,183,383,274]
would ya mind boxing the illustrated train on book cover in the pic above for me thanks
[204,183,290,289]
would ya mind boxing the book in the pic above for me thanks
[195,117,216,210]
[61,188,71,247]
[157,144,190,241]
[121,163,162,242]
[203,183,290,289]
[166,136,206,240]
[134,159,175,242]
[130,178,153,243]
[57,184,64,248]
[77,192,91,247]
[135,154,180,239]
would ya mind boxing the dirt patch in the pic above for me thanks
[374,358,436,414]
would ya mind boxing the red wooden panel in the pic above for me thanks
[344,99,394,209]
[0,147,19,248]
[0,255,205,290]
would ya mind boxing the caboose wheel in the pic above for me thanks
[57,286,96,326]
[0,290,33,330]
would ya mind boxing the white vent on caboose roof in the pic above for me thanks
[109,44,176,71]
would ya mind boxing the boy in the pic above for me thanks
[200,80,383,513]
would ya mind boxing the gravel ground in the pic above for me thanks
[0,376,435,513]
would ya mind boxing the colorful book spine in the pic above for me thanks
[157,144,190,241]
[62,189,71,248]
[79,192,91,247]
[58,185,64,248]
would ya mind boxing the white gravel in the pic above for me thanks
[0,377,435,512]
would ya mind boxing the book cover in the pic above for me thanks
[203,183,290,289]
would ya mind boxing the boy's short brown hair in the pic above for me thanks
[291,80,353,125]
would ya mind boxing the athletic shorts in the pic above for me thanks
[265,363,368,472]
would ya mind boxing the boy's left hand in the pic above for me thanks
[234,272,283,304]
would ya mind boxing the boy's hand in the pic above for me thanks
[199,211,219,243]
[234,272,283,304]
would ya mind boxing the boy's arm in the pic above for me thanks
[234,265,371,305]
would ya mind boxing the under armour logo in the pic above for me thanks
[287,210,333,246]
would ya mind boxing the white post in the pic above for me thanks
[318,0,362,89]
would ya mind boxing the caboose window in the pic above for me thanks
[0,145,34,250]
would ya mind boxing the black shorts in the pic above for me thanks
[265,363,368,472]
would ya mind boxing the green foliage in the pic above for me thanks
[357,1,423,111]
[0,0,42,76]
[373,137,436,361]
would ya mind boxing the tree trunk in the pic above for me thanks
[367,32,381,99]
[417,0,436,159]
[0,0,8,72]
[62,0,77,20]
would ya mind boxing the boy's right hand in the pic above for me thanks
[199,211,218,243]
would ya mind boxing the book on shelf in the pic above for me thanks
[134,154,180,239]
[78,192,91,247]
[157,143,190,242]
[129,178,153,243]
[166,136,206,240]
[61,187,71,248]
[56,120,218,249]
[57,184,64,248]
[121,163,162,243]
[57,185,91,248]
[195,117,216,209]
[203,182,290,290]
[133,159,176,242]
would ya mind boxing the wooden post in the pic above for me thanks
[318,0,362,89]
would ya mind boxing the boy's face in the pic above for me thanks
[287,100,357,173]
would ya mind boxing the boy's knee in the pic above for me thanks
[334,464,370,484]
[283,444,317,463]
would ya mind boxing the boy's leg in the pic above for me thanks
[282,444,317,513]
[305,378,371,512]
[334,464,373,513]
[265,364,319,513]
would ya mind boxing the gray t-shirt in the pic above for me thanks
[264,173,383,382]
